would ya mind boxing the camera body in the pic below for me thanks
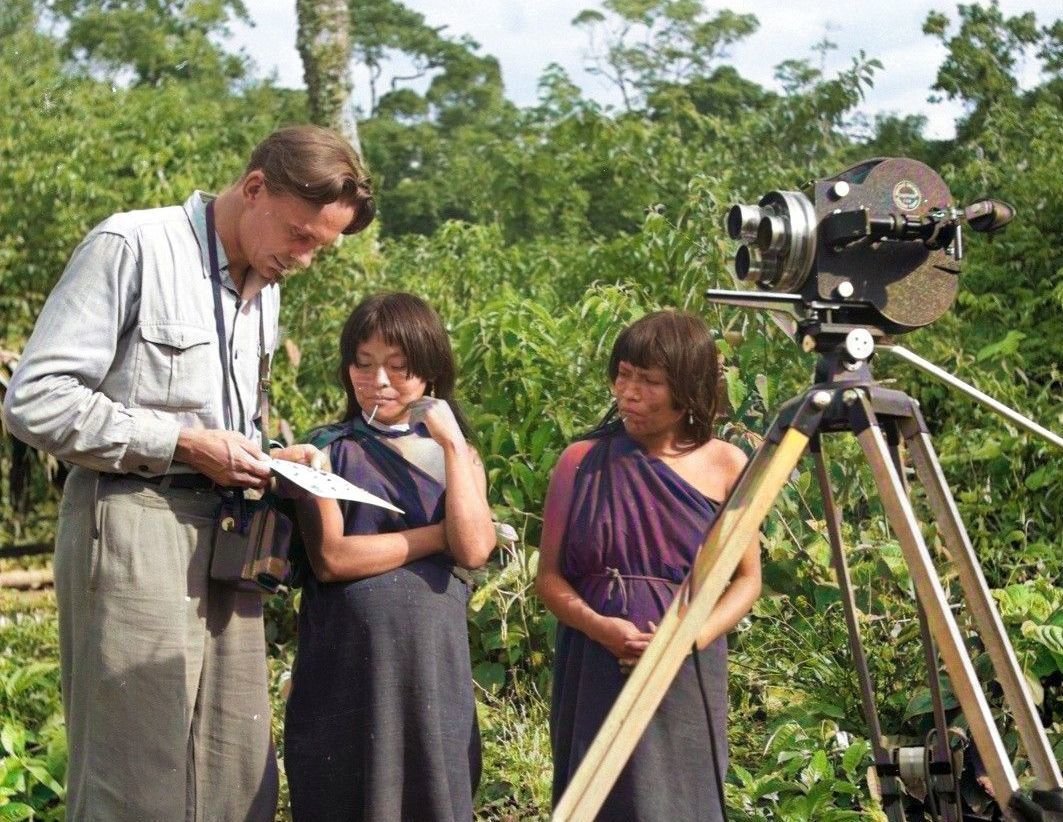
[726,157,961,334]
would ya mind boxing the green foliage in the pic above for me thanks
[923,1,1041,111]
[572,0,759,111]
[475,684,553,819]
[468,542,554,697]
[47,0,251,87]
[728,721,880,821]
[0,27,306,351]
[0,594,64,820]
[992,580,1063,704]
[351,0,505,122]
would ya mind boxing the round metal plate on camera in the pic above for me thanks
[837,280,855,299]
[892,180,923,211]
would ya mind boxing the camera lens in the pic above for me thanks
[735,245,752,280]
[734,246,777,285]
[757,214,788,253]
[727,204,763,241]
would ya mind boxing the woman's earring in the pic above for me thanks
[688,410,694,426]
[429,383,436,398]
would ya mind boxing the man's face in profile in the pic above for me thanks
[237,170,355,284]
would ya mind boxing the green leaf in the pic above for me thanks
[755,372,772,408]
[806,700,846,720]
[502,485,525,511]
[472,662,506,695]
[812,584,841,610]
[725,366,747,412]
[0,727,25,758]
[762,558,807,597]
[1024,467,1051,490]
[903,687,958,720]
[731,762,754,786]
[841,738,870,776]
[1023,668,1045,706]
[975,330,1026,362]
[0,803,35,822]
[995,585,1053,622]
[1022,621,1063,674]
[805,776,835,811]
[967,439,1002,461]
[806,749,832,782]
[22,759,64,797]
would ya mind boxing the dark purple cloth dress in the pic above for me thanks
[551,424,728,821]
[284,418,481,822]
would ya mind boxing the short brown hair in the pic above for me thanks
[607,310,719,446]
[337,292,472,436]
[245,125,375,234]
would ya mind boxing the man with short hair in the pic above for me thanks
[2,125,374,820]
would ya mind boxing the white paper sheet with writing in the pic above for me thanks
[268,459,404,514]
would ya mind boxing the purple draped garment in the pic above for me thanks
[284,417,480,822]
[551,423,728,821]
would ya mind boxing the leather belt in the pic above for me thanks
[129,473,219,492]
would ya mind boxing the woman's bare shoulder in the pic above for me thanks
[699,437,749,484]
[555,438,597,474]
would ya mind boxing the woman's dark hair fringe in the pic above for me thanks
[587,310,720,449]
[337,292,473,440]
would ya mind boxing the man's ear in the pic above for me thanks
[241,169,267,203]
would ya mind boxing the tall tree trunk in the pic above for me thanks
[296,0,360,153]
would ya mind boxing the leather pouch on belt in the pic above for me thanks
[210,490,293,594]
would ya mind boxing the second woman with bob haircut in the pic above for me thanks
[284,292,496,822]
[537,309,761,820]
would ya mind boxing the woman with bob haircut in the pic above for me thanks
[284,291,496,821]
[536,309,761,820]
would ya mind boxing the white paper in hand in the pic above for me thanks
[268,459,404,514]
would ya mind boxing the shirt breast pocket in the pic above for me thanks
[133,322,214,411]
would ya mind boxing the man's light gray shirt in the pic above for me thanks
[2,192,280,475]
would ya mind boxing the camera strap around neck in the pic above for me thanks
[205,199,271,452]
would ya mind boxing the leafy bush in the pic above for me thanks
[0,593,64,821]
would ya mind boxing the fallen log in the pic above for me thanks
[0,568,54,590]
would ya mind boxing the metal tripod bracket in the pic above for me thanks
[553,358,1063,822]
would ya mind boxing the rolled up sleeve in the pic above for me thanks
[2,230,181,474]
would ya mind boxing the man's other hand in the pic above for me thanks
[270,443,329,472]
[174,429,271,488]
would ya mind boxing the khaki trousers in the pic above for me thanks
[54,468,278,821]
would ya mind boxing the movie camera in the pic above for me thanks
[721,156,1014,339]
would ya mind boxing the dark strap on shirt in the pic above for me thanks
[205,200,236,432]
[205,200,271,450]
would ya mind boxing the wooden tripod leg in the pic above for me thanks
[902,422,1063,791]
[553,425,812,822]
[854,412,1022,816]
[887,432,961,820]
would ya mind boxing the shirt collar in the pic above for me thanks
[184,190,272,302]
[184,191,227,279]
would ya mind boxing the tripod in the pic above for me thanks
[553,340,1063,822]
